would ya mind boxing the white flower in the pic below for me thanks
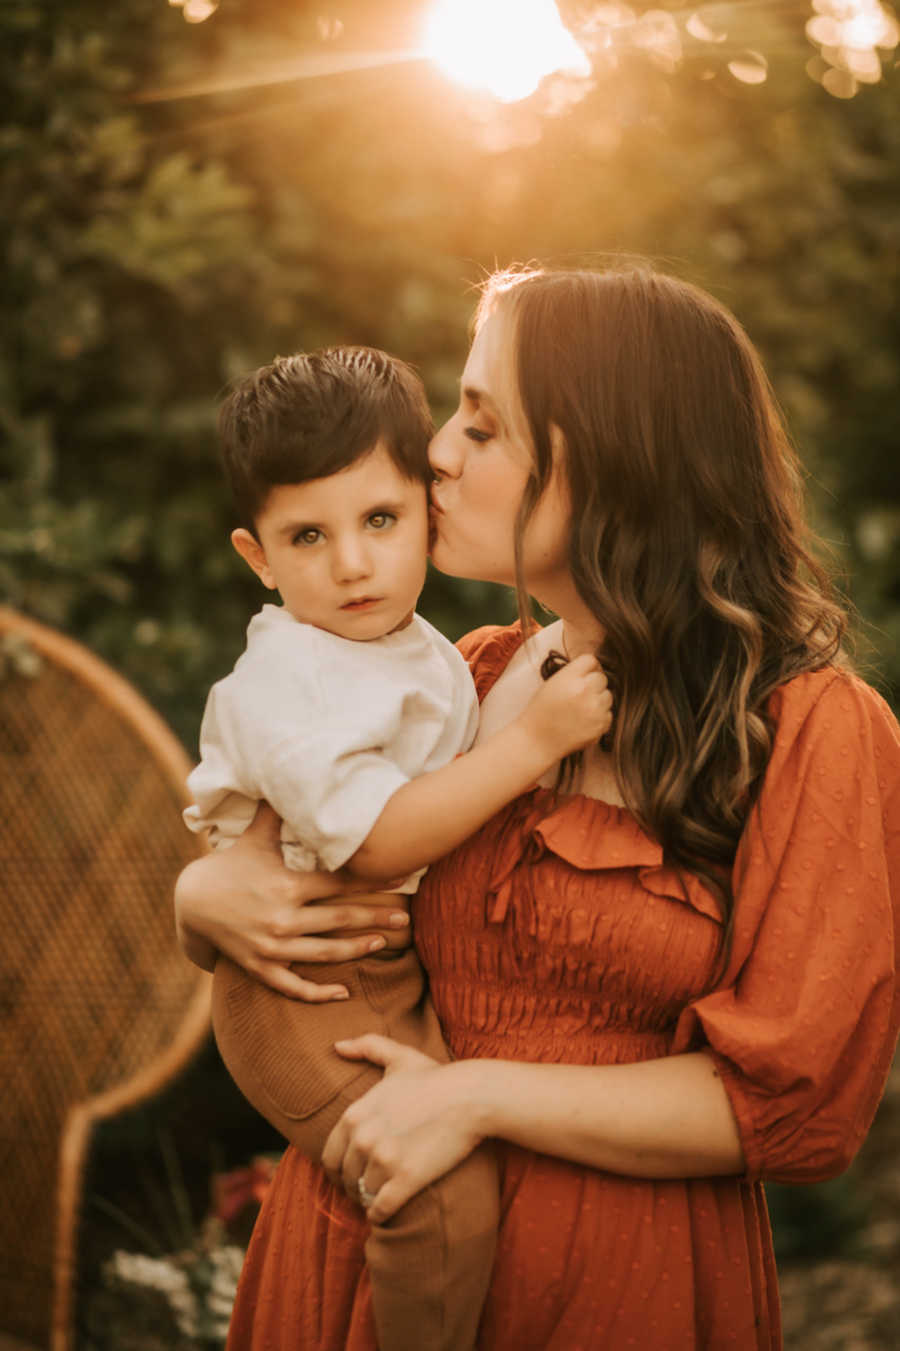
[103,1242,246,1343]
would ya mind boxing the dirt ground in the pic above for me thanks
[779,1060,900,1350]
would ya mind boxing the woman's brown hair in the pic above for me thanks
[477,265,849,964]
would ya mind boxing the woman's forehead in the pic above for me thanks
[464,309,537,462]
[463,311,515,412]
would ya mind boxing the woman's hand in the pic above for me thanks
[321,1035,485,1223]
[174,803,412,1000]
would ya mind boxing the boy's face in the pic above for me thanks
[232,441,429,641]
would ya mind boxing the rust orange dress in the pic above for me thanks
[226,625,900,1351]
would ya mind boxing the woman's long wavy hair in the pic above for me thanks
[477,265,849,965]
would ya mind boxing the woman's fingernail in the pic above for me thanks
[368,936,386,952]
[389,912,410,927]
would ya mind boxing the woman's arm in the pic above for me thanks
[349,654,612,881]
[321,1036,744,1222]
[175,804,412,1000]
[464,1051,743,1176]
[174,885,220,973]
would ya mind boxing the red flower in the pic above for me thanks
[211,1156,278,1224]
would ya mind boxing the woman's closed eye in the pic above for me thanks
[464,426,492,444]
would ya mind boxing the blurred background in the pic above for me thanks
[2,0,898,1346]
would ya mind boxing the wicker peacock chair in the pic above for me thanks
[0,607,211,1351]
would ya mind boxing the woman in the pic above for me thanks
[176,265,900,1350]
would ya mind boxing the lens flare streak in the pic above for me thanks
[159,0,898,104]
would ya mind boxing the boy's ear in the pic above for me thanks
[231,528,277,589]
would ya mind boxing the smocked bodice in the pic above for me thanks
[417,788,722,1066]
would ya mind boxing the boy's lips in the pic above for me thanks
[341,596,381,610]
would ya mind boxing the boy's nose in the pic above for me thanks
[332,537,372,582]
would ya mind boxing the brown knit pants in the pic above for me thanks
[212,951,498,1351]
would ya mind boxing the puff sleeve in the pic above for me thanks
[671,668,900,1185]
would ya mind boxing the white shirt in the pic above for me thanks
[184,605,479,891]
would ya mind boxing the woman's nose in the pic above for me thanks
[428,418,462,481]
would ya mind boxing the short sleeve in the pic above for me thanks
[190,633,414,871]
[672,670,900,1184]
[258,727,409,872]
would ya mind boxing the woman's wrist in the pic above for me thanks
[448,1058,505,1141]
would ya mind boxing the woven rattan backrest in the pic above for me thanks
[0,607,210,1350]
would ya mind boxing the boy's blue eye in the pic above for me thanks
[464,426,491,444]
[368,512,396,529]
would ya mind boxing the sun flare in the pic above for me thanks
[422,0,590,103]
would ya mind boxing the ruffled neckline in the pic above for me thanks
[507,788,723,925]
[461,623,724,927]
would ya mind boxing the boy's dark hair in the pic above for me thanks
[218,346,434,531]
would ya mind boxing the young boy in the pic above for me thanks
[184,346,612,1351]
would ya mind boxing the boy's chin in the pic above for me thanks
[387,609,415,634]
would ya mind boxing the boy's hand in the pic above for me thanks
[518,653,613,761]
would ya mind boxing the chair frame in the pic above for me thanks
[0,607,211,1351]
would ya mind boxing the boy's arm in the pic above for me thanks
[348,655,612,882]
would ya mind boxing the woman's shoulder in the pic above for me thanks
[761,665,900,823]
[769,665,899,754]
[454,622,528,701]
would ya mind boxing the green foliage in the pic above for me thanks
[766,1174,870,1262]
[0,5,255,739]
[3,0,896,1287]
[1,0,897,756]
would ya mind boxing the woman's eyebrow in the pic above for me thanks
[462,383,502,421]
